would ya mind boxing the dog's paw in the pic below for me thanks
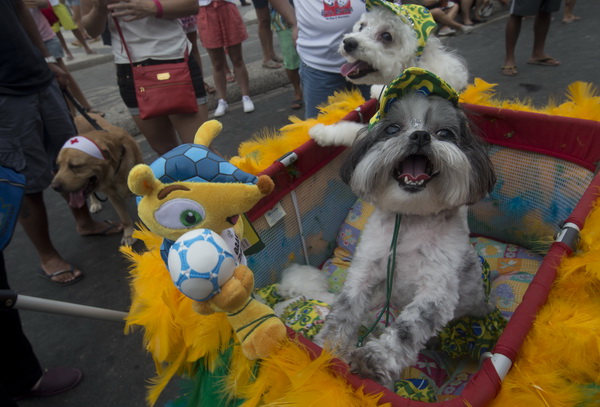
[309,124,336,146]
[348,344,396,389]
[121,234,137,247]
[370,84,385,100]
[88,201,103,214]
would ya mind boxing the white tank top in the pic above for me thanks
[109,17,190,64]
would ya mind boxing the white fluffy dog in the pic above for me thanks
[314,76,496,389]
[310,2,470,147]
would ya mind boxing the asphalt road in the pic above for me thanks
[4,1,599,406]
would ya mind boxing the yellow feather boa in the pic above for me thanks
[122,226,390,407]
[229,79,600,176]
[124,80,600,406]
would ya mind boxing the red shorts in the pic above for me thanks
[197,2,248,49]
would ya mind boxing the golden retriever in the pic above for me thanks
[51,113,143,245]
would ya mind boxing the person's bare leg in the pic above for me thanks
[186,31,214,93]
[207,47,228,101]
[286,68,302,102]
[445,3,460,22]
[227,43,250,97]
[460,0,474,25]
[170,105,209,144]
[431,7,468,31]
[562,0,580,23]
[254,6,279,65]
[55,30,74,60]
[503,14,522,72]
[71,28,96,54]
[531,10,558,62]
[132,114,181,155]
[19,192,83,283]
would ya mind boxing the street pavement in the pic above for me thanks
[5,2,599,406]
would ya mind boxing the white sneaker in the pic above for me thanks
[438,27,456,37]
[214,99,228,117]
[242,95,254,113]
[460,25,474,34]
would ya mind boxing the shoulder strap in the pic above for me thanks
[111,16,135,67]
[111,16,190,66]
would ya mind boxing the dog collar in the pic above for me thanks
[61,136,106,160]
[365,0,436,57]
[369,67,460,128]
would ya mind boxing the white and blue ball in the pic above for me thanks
[168,228,238,301]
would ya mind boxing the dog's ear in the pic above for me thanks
[128,164,162,197]
[460,114,497,203]
[340,125,381,185]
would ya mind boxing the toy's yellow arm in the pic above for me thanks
[192,264,287,360]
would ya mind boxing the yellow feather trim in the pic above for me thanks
[460,79,600,121]
[121,226,236,406]
[488,201,600,406]
[231,80,599,175]
[229,89,366,175]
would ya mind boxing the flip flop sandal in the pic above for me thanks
[81,220,123,237]
[527,57,560,66]
[204,82,216,94]
[37,265,84,286]
[291,99,303,110]
[262,60,282,69]
[501,65,518,76]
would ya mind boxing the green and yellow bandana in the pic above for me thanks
[365,0,437,56]
[369,67,459,128]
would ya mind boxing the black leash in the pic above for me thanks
[62,88,105,132]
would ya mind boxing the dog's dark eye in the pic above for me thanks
[386,123,402,135]
[69,164,82,172]
[381,32,393,42]
[436,129,456,141]
[359,23,365,31]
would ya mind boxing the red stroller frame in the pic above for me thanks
[245,103,600,406]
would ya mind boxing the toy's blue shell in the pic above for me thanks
[149,144,258,185]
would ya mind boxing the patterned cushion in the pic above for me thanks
[257,198,544,401]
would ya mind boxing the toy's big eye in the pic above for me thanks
[180,210,203,227]
[155,199,206,230]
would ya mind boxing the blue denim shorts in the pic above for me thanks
[251,0,269,9]
[0,81,75,193]
[44,37,64,60]
[299,62,371,119]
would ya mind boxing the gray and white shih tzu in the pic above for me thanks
[314,70,497,389]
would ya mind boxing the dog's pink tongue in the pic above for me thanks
[399,156,430,182]
[69,190,86,209]
[340,61,370,77]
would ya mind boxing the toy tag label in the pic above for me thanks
[264,201,286,227]
[240,214,265,256]
[220,227,247,266]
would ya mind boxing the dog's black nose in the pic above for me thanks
[343,38,358,53]
[50,182,63,193]
[409,131,431,148]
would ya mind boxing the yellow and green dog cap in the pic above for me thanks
[369,67,459,128]
[366,0,437,56]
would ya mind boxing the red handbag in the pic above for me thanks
[113,17,198,120]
